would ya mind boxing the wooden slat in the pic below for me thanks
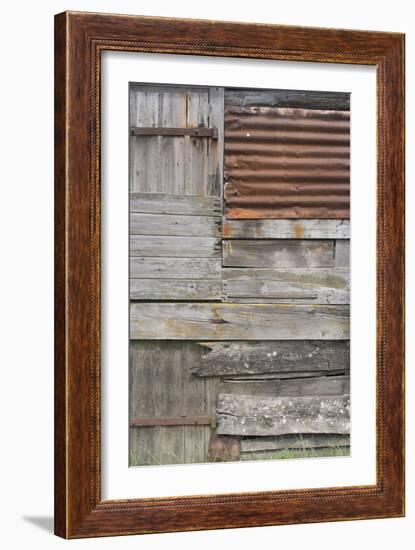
[130,213,221,237]
[130,236,221,257]
[222,240,335,268]
[130,415,216,427]
[241,434,350,453]
[216,393,350,436]
[191,341,349,376]
[207,87,225,197]
[130,257,221,279]
[130,126,218,138]
[184,89,209,195]
[221,375,350,397]
[130,303,350,340]
[225,89,350,111]
[129,193,221,216]
[222,267,350,304]
[223,219,350,239]
[130,279,221,300]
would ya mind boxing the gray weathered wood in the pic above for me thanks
[185,89,209,195]
[241,433,350,452]
[207,87,224,197]
[130,303,350,340]
[130,257,221,279]
[222,240,335,268]
[335,240,350,267]
[225,89,350,111]
[129,86,187,194]
[130,236,221,257]
[191,341,349,376]
[222,267,350,304]
[130,279,221,300]
[130,213,221,237]
[223,219,350,239]
[130,193,221,216]
[216,393,350,436]
[221,375,350,397]
[130,341,219,466]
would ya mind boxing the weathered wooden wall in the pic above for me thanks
[129,84,225,465]
[129,84,350,466]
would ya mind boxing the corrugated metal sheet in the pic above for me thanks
[224,100,350,219]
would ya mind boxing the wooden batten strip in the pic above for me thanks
[130,303,350,340]
[129,193,221,216]
[191,341,349,376]
[223,219,350,239]
[216,393,350,437]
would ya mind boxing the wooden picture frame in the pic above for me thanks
[54,11,405,538]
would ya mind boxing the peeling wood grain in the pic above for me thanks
[130,303,350,340]
[241,433,350,452]
[221,375,350,397]
[130,278,221,300]
[222,267,349,304]
[222,240,335,268]
[130,257,221,279]
[130,213,221,237]
[223,219,350,239]
[216,393,350,436]
[192,341,349,376]
[130,236,221,257]
[226,89,350,111]
[130,193,221,216]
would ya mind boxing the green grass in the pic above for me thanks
[129,445,350,466]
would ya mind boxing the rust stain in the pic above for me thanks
[294,222,304,238]
[224,98,350,220]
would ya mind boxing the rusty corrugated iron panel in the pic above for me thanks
[224,100,350,219]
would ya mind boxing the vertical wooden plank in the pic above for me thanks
[159,89,186,194]
[129,341,161,465]
[129,88,160,192]
[185,89,209,195]
[204,377,222,457]
[157,343,185,464]
[208,87,225,197]
[182,345,206,463]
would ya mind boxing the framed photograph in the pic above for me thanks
[54,11,405,538]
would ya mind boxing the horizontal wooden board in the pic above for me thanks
[226,89,350,111]
[130,257,221,279]
[130,213,221,237]
[222,240,335,268]
[223,219,350,239]
[221,375,350,397]
[217,393,350,436]
[130,304,350,340]
[130,279,221,300]
[191,341,350,376]
[222,267,349,304]
[130,236,221,257]
[130,192,221,216]
[241,433,350,452]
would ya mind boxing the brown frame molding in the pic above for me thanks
[54,11,405,538]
